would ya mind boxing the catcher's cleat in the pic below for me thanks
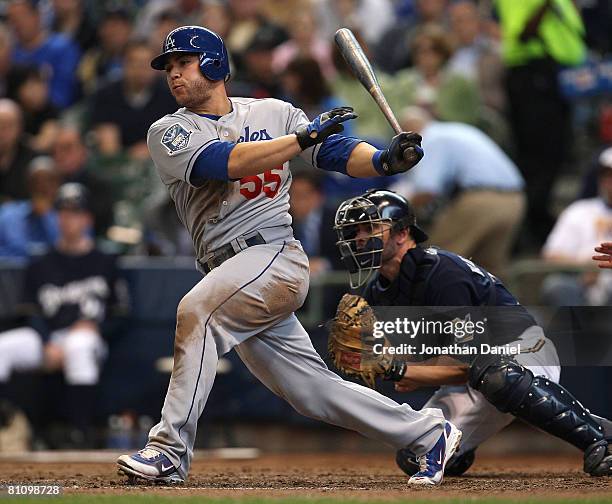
[408,421,462,486]
[396,447,475,477]
[117,448,184,484]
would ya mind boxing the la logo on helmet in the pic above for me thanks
[166,36,176,50]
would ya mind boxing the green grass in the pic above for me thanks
[10,497,612,504]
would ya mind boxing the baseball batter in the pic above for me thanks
[116,26,461,486]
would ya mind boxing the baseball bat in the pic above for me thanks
[334,28,402,134]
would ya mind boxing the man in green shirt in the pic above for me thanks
[495,0,586,247]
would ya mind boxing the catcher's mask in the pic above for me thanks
[334,189,428,288]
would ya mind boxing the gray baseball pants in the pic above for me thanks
[147,240,445,478]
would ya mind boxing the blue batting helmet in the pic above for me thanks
[151,26,230,82]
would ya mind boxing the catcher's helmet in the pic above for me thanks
[334,189,428,288]
[151,26,230,82]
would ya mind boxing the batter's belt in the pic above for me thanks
[198,232,266,274]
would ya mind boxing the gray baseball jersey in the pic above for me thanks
[147,97,319,260]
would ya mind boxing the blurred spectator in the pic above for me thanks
[230,25,285,98]
[496,0,586,246]
[223,0,287,80]
[391,106,525,277]
[281,57,348,126]
[579,145,612,201]
[78,9,133,95]
[388,24,482,126]
[448,1,505,113]
[0,99,36,202]
[7,0,81,109]
[261,0,309,28]
[49,0,97,53]
[579,105,612,200]
[51,126,114,238]
[134,0,203,41]
[272,10,334,79]
[7,66,59,153]
[289,169,342,275]
[315,0,394,48]
[88,40,176,160]
[0,183,128,447]
[0,23,14,97]
[542,148,612,306]
[579,0,612,56]
[600,103,612,146]
[200,1,231,39]
[149,9,182,51]
[0,157,60,258]
[374,0,448,73]
[225,0,286,60]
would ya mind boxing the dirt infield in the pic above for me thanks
[1,453,612,501]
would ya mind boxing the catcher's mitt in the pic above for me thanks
[328,294,404,388]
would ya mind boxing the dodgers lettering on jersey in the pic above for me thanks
[147,97,314,263]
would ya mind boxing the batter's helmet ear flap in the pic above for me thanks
[198,38,231,82]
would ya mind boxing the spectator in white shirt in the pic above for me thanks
[541,147,612,305]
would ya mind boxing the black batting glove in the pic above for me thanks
[373,132,424,176]
[294,106,358,150]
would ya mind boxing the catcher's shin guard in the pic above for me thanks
[469,355,612,476]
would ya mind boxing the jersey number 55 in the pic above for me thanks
[240,166,284,200]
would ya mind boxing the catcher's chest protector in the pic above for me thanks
[366,247,505,308]
[364,247,440,306]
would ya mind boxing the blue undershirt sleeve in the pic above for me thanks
[189,141,236,186]
[315,134,364,175]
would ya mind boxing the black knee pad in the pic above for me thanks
[468,354,533,413]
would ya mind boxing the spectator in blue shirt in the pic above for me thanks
[390,106,525,277]
[0,157,60,258]
[7,0,81,109]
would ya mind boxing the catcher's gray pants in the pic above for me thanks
[424,326,561,457]
[147,240,445,478]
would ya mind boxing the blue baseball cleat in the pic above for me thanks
[408,421,462,486]
[117,448,184,484]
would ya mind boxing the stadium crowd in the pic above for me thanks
[0,0,610,449]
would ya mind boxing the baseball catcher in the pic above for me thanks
[331,189,612,478]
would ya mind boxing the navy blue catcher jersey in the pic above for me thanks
[363,246,537,345]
